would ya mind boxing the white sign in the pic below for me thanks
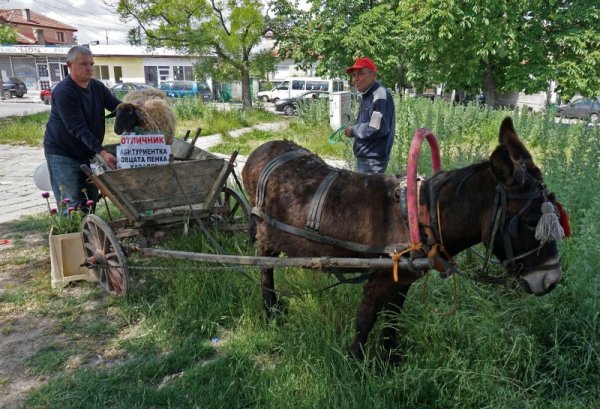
[116,134,171,169]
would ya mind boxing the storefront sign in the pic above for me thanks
[0,45,71,54]
[116,134,171,169]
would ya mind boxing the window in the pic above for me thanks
[306,81,319,90]
[56,32,65,42]
[114,66,122,83]
[173,66,185,80]
[317,81,329,91]
[159,66,170,82]
[93,65,110,80]
[184,66,193,81]
[292,80,305,90]
[276,81,289,90]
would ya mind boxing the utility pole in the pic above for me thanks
[105,30,108,45]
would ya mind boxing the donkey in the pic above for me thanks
[242,117,565,361]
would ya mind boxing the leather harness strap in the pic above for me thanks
[252,153,398,255]
[306,170,339,232]
[251,207,395,255]
[257,150,308,209]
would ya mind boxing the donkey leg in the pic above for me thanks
[348,271,389,361]
[260,266,279,321]
[380,283,412,363]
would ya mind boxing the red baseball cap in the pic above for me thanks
[345,57,377,74]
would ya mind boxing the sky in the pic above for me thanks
[4,0,130,45]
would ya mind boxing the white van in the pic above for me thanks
[257,77,345,102]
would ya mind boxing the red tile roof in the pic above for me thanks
[0,8,77,32]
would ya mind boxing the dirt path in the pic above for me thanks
[0,222,52,409]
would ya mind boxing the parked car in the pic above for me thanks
[556,97,600,123]
[274,91,329,116]
[159,80,213,101]
[414,93,442,101]
[40,83,58,105]
[110,82,156,99]
[2,77,27,99]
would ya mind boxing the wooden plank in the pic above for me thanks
[184,128,202,160]
[81,165,138,222]
[202,152,238,211]
[134,247,434,271]
[103,159,225,212]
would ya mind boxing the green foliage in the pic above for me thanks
[117,0,276,108]
[0,112,49,146]
[0,24,17,44]
[271,0,600,101]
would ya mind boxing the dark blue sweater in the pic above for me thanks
[44,76,120,162]
[350,81,396,167]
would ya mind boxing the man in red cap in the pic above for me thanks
[344,57,396,174]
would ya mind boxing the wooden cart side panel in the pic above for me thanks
[96,159,225,214]
[81,165,139,222]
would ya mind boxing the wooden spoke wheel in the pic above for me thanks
[211,186,254,240]
[81,214,129,296]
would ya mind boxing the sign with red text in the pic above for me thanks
[116,134,171,169]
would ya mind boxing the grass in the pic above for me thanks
[1,98,599,408]
[0,99,280,147]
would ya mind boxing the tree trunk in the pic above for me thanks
[483,60,497,107]
[241,63,252,110]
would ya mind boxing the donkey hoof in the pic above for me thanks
[348,345,365,361]
[264,300,288,323]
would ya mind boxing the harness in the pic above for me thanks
[251,138,565,285]
[251,152,399,255]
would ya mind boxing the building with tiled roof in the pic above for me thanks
[0,8,76,45]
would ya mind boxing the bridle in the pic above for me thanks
[481,180,560,276]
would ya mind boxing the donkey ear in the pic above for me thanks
[490,144,524,187]
[105,110,116,119]
[499,117,532,162]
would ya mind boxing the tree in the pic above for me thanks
[269,0,407,90]
[116,0,276,108]
[0,24,17,44]
[272,0,599,105]
[397,0,600,104]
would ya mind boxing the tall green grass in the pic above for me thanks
[0,111,49,146]
[23,100,600,408]
[173,98,279,137]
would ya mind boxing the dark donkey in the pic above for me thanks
[242,117,565,361]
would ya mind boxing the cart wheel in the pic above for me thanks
[214,186,251,228]
[81,214,129,296]
[213,187,254,240]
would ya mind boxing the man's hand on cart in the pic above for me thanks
[99,150,117,169]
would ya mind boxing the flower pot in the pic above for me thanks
[49,229,96,289]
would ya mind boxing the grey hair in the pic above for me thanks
[66,45,93,63]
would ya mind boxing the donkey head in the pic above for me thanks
[487,117,567,295]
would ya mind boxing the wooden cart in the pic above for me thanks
[80,135,252,296]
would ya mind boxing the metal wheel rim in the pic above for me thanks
[214,187,251,229]
[284,105,294,116]
[81,214,129,296]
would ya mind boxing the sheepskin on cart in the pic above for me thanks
[79,133,252,296]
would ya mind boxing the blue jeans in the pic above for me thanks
[45,153,98,209]
[356,157,387,174]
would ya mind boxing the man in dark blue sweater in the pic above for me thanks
[44,45,121,208]
[344,57,395,174]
